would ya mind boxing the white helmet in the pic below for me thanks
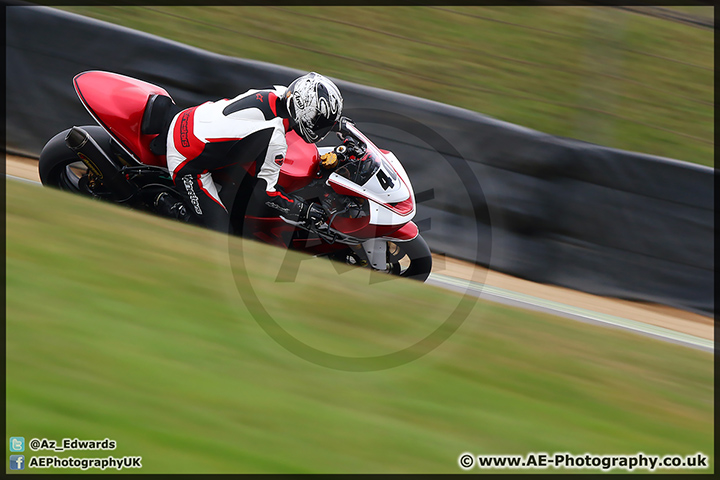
[285,72,343,144]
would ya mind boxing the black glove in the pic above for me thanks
[301,202,327,227]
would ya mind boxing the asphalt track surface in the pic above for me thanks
[4,166,713,353]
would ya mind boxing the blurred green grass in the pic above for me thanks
[58,6,713,167]
[6,180,713,473]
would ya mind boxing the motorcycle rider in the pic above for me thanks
[158,72,344,233]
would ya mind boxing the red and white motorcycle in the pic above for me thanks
[38,71,432,281]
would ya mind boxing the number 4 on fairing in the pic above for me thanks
[376,169,395,190]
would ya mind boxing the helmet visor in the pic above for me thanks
[311,118,337,142]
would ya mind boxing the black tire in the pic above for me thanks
[387,235,432,282]
[38,126,114,193]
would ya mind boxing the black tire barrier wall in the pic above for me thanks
[6,6,713,315]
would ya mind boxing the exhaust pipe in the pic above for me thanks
[65,126,136,201]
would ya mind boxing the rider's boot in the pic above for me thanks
[154,192,190,221]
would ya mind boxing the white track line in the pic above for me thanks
[6,173,712,352]
[428,273,713,352]
[5,173,42,186]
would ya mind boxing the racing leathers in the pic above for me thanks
[165,85,315,232]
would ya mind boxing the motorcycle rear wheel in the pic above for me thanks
[38,126,113,195]
[46,159,92,193]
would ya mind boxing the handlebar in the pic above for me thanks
[332,117,367,158]
[332,116,354,135]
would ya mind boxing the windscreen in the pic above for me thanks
[331,123,406,199]
[334,153,381,186]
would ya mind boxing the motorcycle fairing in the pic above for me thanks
[277,130,320,192]
[74,71,172,167]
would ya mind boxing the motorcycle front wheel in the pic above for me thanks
[386,235,432,282]
[326,235,433,282]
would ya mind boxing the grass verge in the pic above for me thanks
[5,180,713,473]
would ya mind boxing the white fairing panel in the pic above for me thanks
[327,164,408,204]
[362,238,388,270]
[327,156,416,226]
[363,158,405,200]
[368,198,415,226]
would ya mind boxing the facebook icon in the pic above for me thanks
[9,455,25,470]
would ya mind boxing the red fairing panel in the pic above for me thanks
[331,216,417,241]
[383,221,418,241]
[241,131,319,190]
[278,130,320,193]
[387,197,414,216]
[327,179,364,198]
[331,216,371,234]
[74,71,171,167]
[243,216,296,248]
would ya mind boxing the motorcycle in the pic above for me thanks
[38,70,432,281]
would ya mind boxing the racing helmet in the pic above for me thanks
[285,72,343,144]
